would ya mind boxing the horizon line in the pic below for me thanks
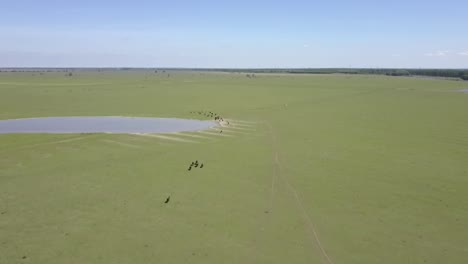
[1,67,468,70]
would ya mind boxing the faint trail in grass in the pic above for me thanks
[172,132,214,140]
[101,139,142,149]
[0,82,113,86]
[265,121,335,264]
[225,126,257,132]
[226,119,259,124]
[217,129,254,136]
[269,147,278,212]
[212,120,260,137]
[126,134,170,145]
[0,135,95,154]
[228,122,257,128]
[135,133,199,143]
[198,130,235,137]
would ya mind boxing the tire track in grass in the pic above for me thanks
[265,121,335,264]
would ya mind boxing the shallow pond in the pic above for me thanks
[0,117,217,134]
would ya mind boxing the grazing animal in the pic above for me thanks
[188,166,192,171]
[194,163,199,168]
[164,196,171,204]
[220,130,223,133]
[200,164,204,168]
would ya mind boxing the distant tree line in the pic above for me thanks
[1,68,467,80]
[214,68,468,81]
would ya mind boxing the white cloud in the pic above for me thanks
[424,50,450,57]
[303,44,309,48]
[458,51,468,56]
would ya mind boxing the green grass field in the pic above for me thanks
[1,71,467,263]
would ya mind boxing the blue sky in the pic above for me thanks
[1,0,467,68]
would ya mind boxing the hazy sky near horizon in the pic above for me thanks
[1,0,467,68]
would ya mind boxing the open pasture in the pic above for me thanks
[1,71,468,263]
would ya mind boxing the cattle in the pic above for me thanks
[164,196,171,204]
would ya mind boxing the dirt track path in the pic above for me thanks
[265,121,335,264]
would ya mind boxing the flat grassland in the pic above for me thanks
[1,71,467,263]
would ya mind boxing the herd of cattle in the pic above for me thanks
[187,160,204,171]
[190,110,225,122]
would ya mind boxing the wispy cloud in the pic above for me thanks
[458,51,468,56]
[303,44,309,48]
[424,50,450,57]
[391,54,401,57]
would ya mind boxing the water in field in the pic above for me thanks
[460,89,468,93]
[0,117,217,134]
